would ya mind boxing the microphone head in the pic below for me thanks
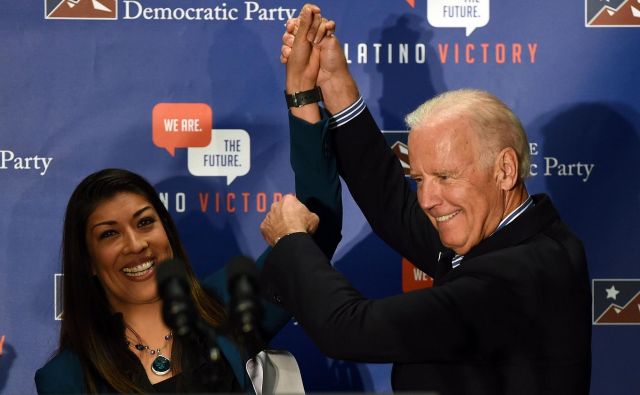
[226,256,261,339]
[157,258,188,287]
[226,255,258,287]
[156,258,194,337]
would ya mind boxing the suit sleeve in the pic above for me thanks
[35,351,86,394]
[331,107,441,275]
[261,233,514,363]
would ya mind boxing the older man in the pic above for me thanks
[260,5,591,394]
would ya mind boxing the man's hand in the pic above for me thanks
[260,194,319,246]
[0,335,5,357]
[282,4,359,113]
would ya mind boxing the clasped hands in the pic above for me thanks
[282,3,358,114]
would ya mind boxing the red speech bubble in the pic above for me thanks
[152,103,213,156]
[401,257,433,292]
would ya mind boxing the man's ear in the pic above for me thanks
[495,147,519,191]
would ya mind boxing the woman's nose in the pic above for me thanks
[122,231,148,254]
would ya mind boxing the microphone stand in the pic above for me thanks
[192,318,222,388]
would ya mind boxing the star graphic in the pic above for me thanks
[605,285,620,300]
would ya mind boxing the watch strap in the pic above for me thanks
[285,87,323,108]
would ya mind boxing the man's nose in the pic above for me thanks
[418,179,441,211]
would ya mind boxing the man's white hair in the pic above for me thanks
[405,89,530,181]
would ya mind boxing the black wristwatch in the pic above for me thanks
[284,86,323,108]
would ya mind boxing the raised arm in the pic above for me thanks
[280,4,441,273]
[281,5,343,258]
[201,6,346,345]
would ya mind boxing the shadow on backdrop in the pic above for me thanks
[534,103,640,278]
[206,20,286,153]
[365,14,445,129]
[154,175,244,278]
[0,341,16,392]
[534,103,640,395]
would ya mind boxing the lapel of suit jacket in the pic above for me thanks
[460,194,558,264]
[432,194,557,286]
[433,249,455,285]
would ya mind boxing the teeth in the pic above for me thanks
[436,211,460,222]
[122,260,154,276]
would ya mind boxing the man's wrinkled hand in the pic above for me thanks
[260,194,319,246]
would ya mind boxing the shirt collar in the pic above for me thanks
[451,195,533,269]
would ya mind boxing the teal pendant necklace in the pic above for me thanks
[126,328,173,376]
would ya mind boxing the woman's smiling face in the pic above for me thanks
[85,192,173,312]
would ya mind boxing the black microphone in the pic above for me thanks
[157,258,222,384]
[156,258,197,337]
[227,256,263,356]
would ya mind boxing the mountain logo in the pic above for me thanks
[593,279,640,325]
[586,0,640,27]
[391,141,411,176]
[383,130,411,177]
[45,0,117,20]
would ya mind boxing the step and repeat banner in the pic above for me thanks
[1,0,639,393]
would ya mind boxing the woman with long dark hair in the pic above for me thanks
[35,164,341,393]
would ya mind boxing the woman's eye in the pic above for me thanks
[99,230,117,240]
[138,217,156,228]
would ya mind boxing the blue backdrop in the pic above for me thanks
[1,0,639,393]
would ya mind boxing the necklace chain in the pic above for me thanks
[125,326,174,376]
[125,329,173,356]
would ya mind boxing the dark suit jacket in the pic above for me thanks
[261,108,591,394]
[34,113,343,394]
